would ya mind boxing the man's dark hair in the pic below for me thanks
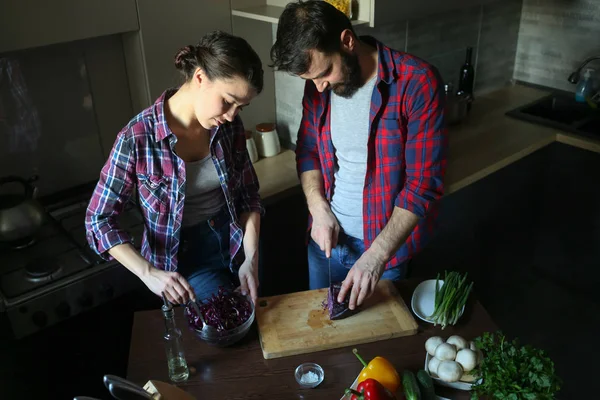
[270,1,356,75]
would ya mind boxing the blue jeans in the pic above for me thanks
[307,231,408,290]
[176,208,236,302]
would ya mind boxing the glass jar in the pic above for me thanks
[323,0,352,19]
[254,123,281,158]
[245,130,259,163]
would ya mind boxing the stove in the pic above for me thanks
[0,200,145,338]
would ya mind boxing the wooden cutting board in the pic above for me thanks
[255,279,418,359]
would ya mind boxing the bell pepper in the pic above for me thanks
[345,378,397,400]
[353,348,401,394]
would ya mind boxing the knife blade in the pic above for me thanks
[328,255,331,286]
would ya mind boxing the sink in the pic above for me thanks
[506,91,600,139]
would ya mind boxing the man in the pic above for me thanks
[270,1,448,310]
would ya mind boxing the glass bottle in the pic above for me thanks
[457,46,475,111]
[161,296,190,383]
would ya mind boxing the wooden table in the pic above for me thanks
[127,280,498,399]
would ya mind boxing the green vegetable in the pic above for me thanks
[428,271,473,329]
[416,370,436,400]
[402,370,421,400]
[470,331,561,400]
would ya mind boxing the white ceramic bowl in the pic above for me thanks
[295,363,324,389]
[411,279,465,324]
[424,352,482,391]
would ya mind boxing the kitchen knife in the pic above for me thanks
[108,382,154,400]
[103,375,153,399]
[73,397,102,400]
[328,256,331,286]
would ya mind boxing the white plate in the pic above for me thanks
[339,374,450,400]
[411,279,464,324]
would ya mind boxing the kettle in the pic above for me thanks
[0,175,46,242]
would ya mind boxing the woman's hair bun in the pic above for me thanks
[174,45,196,70]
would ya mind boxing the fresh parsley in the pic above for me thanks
[470,331,561,400]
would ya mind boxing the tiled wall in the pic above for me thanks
[514,0,600,92]
[274,0,523,145]
[0,36,132,197]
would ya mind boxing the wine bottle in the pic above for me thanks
[458,47,474,95]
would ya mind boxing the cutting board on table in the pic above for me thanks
[255,279,418,359]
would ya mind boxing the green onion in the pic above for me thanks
[428,271,473,329]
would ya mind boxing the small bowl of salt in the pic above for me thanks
[294,362,324,389]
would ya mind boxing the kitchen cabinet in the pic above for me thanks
[0,0,138,53]
[231,0,501,27]
[258,189,309,296]
[122,0,232,111]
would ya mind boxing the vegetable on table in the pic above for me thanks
[353,348,401,394]
[446,335,468,350]
[325,282,360,320]
[401,370,421,400]
[345,378,396,400]
[424,334,483,383]
[455,348,477,372]
[416,370,436,400]
[434,343,457,361]
[470,331,561,400]
[437,360,463,383]
[429,271,473,329]
[185,287,252,332]
[425,336,444,356]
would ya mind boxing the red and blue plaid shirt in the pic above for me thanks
[296,37,448,268]
[85,89,263,271]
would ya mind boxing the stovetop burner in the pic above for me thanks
[25,259,63,282]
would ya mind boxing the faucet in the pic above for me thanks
[568,55,600,84]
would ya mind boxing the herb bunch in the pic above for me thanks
[471,331,561,400]
[429,271,473,329]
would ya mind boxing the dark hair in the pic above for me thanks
[174,30,264,94]
[270,1,355,75]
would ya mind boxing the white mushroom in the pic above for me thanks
[446,335,468,350]
[428,356,441,377]
[425,336,444,356]
[434,343,457,361]
[469,341,477,351]
[455,348,477,372]
[437,360,464,383]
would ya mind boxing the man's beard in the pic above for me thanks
[331,50,362,99]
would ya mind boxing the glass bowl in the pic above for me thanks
[295,363,324,389]
[185,294,255,347]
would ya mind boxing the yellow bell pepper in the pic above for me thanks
[353,348,401,394]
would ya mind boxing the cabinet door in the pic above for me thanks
[132,0,232,102]
[0,0,138,53]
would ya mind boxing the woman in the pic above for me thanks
[85,31,264,306]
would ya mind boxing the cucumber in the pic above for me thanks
[402,370,421,400]
[416,369,436,400]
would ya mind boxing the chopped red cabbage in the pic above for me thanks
[324,282,360,320]
[186,287,252,332]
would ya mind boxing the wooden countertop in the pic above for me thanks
[254,84,600,201]
[126,279,498,399]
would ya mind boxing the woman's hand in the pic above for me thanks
[237,255,259,306]
[140,266,196,304]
